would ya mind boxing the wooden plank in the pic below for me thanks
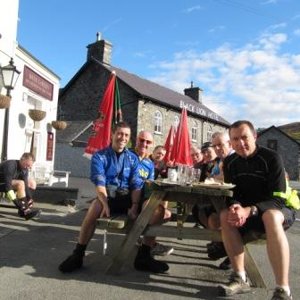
[244,245,267,288]
[105,190,166,275]
[97,215,129,229]
[143,225,223,241]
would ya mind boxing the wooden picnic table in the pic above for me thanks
[104,179,266,288]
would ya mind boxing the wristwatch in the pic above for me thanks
[250,205,258,217]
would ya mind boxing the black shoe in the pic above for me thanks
[18,208,41,220]
[59,252,83,273]
[219,257,231,270]
[207,242,227,260]
[13,198,28,211]
[134,244,169,273]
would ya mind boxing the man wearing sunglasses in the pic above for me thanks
[133,131,173,273]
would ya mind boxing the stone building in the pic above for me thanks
[257,125,300,180]
[56,34,230,177]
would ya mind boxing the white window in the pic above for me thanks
[154,110,162,133]
[174,115,179,128]
[192,121,197,141]
[207,125,213,142]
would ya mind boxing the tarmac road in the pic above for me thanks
[0,177,300,300]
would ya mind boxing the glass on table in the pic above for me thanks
[193,168,201,182]
[177,165,187,184]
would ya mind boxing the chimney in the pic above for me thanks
[87,32,113,65]
[184,81,203,104]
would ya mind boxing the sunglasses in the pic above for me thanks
[139,138,153,145]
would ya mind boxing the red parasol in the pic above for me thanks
[84,71,122,158]
[170,107,192,166]
[164,125,176,163]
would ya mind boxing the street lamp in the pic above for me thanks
[0,58,21,161]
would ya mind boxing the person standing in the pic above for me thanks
[218,120,295,300]
[0,152,40,220]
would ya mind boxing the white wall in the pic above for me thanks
[0,0,60,170]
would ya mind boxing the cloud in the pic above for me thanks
[148,31,300,127]
[208,25,226,33]
[294,29,300,36]
[261,0,278,4]
[182,5,202,14]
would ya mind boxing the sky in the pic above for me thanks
[17,0,300,128]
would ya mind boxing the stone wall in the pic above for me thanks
[257,128,300,180]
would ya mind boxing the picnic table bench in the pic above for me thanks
[97,180,267,288]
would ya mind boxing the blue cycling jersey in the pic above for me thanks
[138,156,155,181]
[90,146,143,190]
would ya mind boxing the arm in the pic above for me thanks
[256,153,286,213]
[128,189,141,220]
[95,185,110,218]
[2,161,16,192]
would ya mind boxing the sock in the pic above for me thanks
[236,271,247,282]
[74,243,87,256]
[277,285,291,296]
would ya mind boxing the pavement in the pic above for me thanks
[1,177,300,300]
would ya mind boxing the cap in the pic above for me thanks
[201,142,213,151]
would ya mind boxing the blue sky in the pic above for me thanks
[18,0,300,128]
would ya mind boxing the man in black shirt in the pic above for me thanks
[218,120,295,300]
[0,152,40,220]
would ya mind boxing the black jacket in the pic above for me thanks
[0,160,32,199]
[223,145,287,213]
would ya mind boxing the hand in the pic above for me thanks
[128,204,139,220]
[227,204,247,227]
[99,199,110,218]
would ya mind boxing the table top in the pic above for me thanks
[149,179,234,197]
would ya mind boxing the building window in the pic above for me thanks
[207,125,213,142]
[267,139,278,151]
[192,121,197,141]
[154,110,162,133]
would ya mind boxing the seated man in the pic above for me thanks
[218,120,295,300]
[59,122,169,274]
[149,145,168,179]
[206,131,234,269]
[190,146,204,169]
[133,133,173,260]
[0,152,40,220]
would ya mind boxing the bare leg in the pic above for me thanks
[263,209,290,286]
[78,199,102,245]
[220,209,245,272]
[11,180,26,198]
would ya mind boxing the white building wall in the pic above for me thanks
[0,0,60,171]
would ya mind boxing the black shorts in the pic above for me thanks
[239,207,296,235]
[108,194,132,215]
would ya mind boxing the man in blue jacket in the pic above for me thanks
[59,122,168,274]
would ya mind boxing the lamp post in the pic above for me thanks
[0,58,21,161]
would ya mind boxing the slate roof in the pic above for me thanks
[258,125,300,146]
[61,57,230,126]
[103,62,229,126]
[55,120,91,144]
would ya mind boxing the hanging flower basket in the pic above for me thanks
[28,109,46,121]
[0,94,11,109]
[51,120,67,130]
